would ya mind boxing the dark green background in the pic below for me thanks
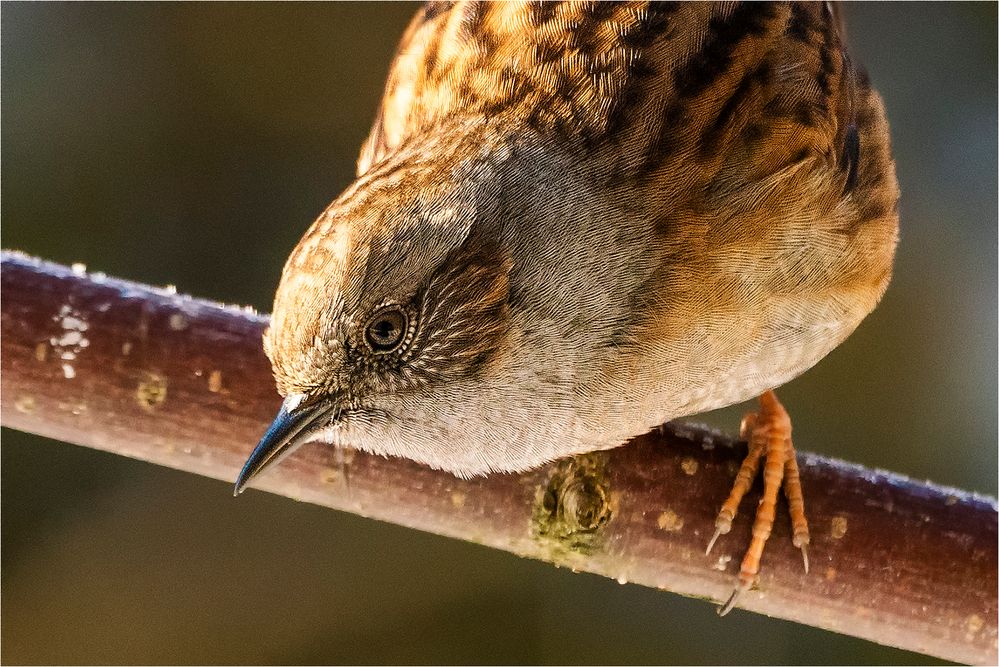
[2,3,995,664]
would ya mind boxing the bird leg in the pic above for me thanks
[706,390,810,615]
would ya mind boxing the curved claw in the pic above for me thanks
[717,584,746,616]
[800,544,810,574]
[705,527,723,555]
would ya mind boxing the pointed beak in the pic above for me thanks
[233,394,332,496]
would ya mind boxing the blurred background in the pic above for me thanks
[2,3,995,664]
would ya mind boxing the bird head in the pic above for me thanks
[234,138,527,493]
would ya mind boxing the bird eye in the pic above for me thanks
[364,306,408,353]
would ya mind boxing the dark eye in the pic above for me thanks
[365,306,408,353]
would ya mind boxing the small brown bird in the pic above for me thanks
[235,1,898,613]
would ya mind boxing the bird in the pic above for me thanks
[234,0,899,615]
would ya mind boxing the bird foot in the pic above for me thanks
[707,390,810,615]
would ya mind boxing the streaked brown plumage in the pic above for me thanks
[238,1,899,613]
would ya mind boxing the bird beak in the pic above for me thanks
[233,394,332,496]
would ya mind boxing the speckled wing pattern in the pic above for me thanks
[356,0,885,213]
[357,0,678,174]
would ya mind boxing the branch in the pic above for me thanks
[2,250,995,664]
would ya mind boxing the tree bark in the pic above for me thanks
[2,250,996,664]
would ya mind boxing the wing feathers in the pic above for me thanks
[358,0,882,207]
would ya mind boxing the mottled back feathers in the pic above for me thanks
[358,0,889,215]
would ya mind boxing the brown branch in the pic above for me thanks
[1,250,995,664]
